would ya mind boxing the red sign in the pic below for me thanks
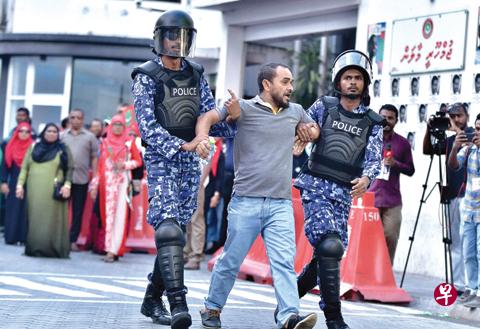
[433,283,457,306]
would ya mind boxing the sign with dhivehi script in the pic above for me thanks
[390,10,468,75]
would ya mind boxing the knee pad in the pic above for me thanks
[315,233,344,260]
[155,218,185,248]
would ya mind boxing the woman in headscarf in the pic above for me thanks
[16,123,73,258]
[1,122,33,244]
[90,114,142,262]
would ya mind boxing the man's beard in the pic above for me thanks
[272,93,289,109]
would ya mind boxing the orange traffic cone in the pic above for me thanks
[340,192,412,303]
[124,177,156,254]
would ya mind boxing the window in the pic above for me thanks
[3,56,71,137]
[71,59,142,124]
[31,105,62,133]
[33,57,69,94]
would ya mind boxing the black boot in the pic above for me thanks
[317,256,350,329]
[141,282,171,325]
[167,290,192,329]
[326,317,350,329]
[297,256,318,298]
[155,219,192,329]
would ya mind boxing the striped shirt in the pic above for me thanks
[457,144,480,223]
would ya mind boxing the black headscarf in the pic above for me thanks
[32,123,68,174]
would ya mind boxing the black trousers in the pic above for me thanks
[69,183,89,243]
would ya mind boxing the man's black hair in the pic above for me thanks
[257,63,291,93]
[70,108,85,117]
[61,117,69,129]
[17,107,30,116]
[379,104,398,119]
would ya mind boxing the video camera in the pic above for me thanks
[428,110,450,141]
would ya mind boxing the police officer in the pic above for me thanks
[293,50,384,329]
[131,10,234,329]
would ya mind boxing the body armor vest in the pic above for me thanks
[132,59,203,142]
[307,96,384,186]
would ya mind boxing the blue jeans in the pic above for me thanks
[204,196,299,328]
[206,198,224,243]
[449,198,465,290]
[462,219,480,291]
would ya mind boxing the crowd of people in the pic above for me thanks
[0,104,236,265]
[1,8,480,329]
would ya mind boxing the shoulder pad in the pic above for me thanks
[185,59,204,75]
[366,109,387,127]
[131,60,162,80]
[320,96,339,110]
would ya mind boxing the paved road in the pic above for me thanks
[0,242,476,329]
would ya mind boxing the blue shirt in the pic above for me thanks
[457,144,480,223]
[294,98,383,204]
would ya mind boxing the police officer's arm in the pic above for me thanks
[133,74,205,158]
[195,110,222,159]
[351,125,383,198]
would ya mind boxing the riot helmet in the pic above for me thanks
[153,10,197,58]
[331,50,372,104]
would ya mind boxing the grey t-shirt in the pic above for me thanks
[61,128,98,184]
[232,96,313,200]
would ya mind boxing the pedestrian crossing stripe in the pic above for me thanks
[0,273,428,317]
[115,280,249,304]
[0,276,103,298]
[0,287,29,296]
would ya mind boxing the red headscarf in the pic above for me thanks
[103,114,128,162]
[5,122,33,168]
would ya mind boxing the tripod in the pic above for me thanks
[400,141,454,288]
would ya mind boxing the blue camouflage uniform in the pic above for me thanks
[132,57,234,230]
[294,98,383,248]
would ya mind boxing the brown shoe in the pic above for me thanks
[184,259,200,270]
[103,252,117,263]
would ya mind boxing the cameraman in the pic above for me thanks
[446,114,480,307]
[423,102,473,294]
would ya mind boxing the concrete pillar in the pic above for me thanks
[319,35,328,95]
[292,39,302,80]
[215,22,245,105]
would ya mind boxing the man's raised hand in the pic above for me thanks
[225,89,241,122]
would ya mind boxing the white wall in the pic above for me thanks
[10,0,223,50]
[357,0,480,279]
